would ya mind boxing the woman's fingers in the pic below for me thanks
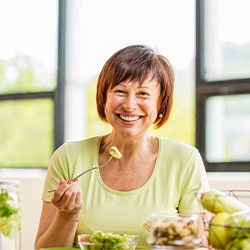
[52,180,72,203]
[64,181,82,210]
[57,182,78,207]
[52,179,82,213]
[75,186,83,209]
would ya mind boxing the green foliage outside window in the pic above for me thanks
[0,99,54,168]
[0,56,55,168]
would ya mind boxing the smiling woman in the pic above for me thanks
[96,45,174,130]
[103,78,161,137]
[35,45,209,250]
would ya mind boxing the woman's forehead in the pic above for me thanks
[109,79,160,93]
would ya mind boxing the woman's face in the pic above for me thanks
[104,77,161,138]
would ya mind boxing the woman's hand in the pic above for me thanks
[51,179,83,222]
[35,182,82,249]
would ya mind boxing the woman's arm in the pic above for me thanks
[35,180,83,249]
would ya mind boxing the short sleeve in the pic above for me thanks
[178,149,209,213]
[42,144,72,202]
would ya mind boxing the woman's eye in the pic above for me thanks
[138,92,150,97]
[115,89,126,94]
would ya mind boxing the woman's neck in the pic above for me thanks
[100,132,158,158]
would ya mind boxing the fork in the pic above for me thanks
[47,146,121,193]
[47,155,114,193]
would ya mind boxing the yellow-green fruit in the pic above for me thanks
[227,209,250,238]
[226,237,250,250]
[200,189,249,214]
[208,212,232,249]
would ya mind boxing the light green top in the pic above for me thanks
[42,136,209,248]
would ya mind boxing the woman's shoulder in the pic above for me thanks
[157,136,197,151]
[53,136,102,156]
[65,135,102,148]
[157,136,200,160]
[156,136,205,174]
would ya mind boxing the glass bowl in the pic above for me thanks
[147,213,201,249]
[78,231,138,250]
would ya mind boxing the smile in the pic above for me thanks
[119,115,140,122]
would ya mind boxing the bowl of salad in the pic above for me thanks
[78,230,138,250]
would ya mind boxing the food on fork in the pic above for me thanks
[109,146,122,159]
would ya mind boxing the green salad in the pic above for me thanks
[79,230,138,250]
[0,191,21,238]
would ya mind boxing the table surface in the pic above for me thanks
[39,248,209,250]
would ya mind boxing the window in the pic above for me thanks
[196,0,250,171]
[0,0,64,168]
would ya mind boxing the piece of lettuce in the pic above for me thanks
[89,231,135,250]
[0,191,19,217]
[0,213,21,238]
[0,191,21,238]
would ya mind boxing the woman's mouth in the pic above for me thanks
[119,115,140,122]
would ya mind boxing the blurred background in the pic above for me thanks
[0,0,250,249]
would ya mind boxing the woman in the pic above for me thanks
[35,45,209,249]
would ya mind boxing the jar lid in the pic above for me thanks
[0,180,19,186]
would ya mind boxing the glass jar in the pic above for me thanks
[0,180,21,250]
[147,213,201,249]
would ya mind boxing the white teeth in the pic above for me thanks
[120,115,140,121]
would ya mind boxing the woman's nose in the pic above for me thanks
[121,95,137,111]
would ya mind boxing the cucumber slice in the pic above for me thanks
[109,146,122,159]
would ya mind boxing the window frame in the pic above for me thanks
[195,0,250,172]
[54,0,66,149]
[0,0,66,168]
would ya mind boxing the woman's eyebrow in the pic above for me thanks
[114,83,126,87]
[139,85,158,91]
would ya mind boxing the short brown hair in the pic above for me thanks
[96,45,175,128]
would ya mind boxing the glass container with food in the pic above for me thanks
[0,180,21,250]
[147,213,201,249]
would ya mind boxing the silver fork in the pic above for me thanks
[47,155,114,193]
